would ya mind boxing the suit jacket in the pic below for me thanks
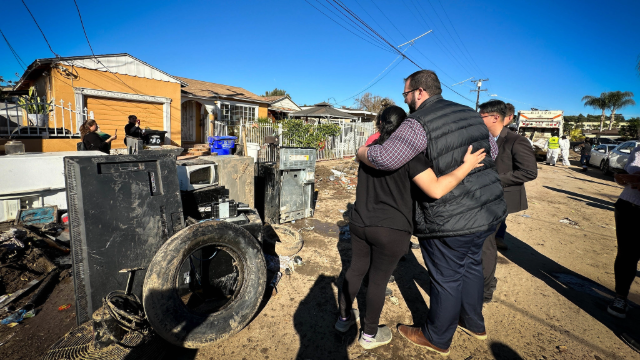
[495,127,538,213]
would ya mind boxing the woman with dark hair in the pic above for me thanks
[80,119,117,154]
[336,105,486,349]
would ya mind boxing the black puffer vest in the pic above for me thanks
[412,95,507,238]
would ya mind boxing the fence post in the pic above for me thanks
[278,123,283,145]
[68,102,73,138]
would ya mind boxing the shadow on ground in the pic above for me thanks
[501,232,639,358]
[490,342,524,359]
[543,185,615,211]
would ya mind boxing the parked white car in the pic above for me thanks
[589,144,618,167]
[601,140,640,175]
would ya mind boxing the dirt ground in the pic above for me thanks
[1,154,638,360]
[189,155,639,360]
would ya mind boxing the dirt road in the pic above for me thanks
[191,157,639,360]
[2,156,637,360]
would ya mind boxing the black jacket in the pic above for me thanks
[411,95,507,238]
[495,127,537,213]
[82,132,111,154]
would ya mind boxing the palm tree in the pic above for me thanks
[582,93,609,132]
[606,91,636,130]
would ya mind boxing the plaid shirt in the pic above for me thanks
[367,118,499,171]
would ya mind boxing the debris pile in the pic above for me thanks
[0,217,71,349]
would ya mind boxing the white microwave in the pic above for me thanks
[176,164,218,191]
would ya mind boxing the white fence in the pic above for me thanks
[213,120,375,162]
[2,97,87,138]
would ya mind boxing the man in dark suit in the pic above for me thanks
[479,100,538,302]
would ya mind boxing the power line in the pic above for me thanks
[436,0,486,77]
[403,0,473,76]
[337,46,412,104]
[70,0,164,115]
[423,0,482,77]
[21,0,59,57]
[0,28,27,70]
[317,0,390,49]
[304,0,395,54]
[367,0,457,83]
[72,0,95,56]
[329,0,474,103]
[353,0,398,45]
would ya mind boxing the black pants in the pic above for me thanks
[614,199,640,298]
[420,227,495,349]
[339,224,410,335]
[482,225,501,300]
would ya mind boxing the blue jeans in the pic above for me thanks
[418,227,496,349]
[580,154,591,166]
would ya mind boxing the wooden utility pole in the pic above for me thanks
[470,79,489,111]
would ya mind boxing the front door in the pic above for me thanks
[181,101,196,142]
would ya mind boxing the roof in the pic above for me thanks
[290,103,356,119]
[177,76,267,103]
[15,54,187,89]
[260,94,301,112]
[261,95,287,102]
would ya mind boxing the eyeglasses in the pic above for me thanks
[402,88,419,98]
[480,113,499,118]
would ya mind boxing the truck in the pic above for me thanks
[515,110,564,160]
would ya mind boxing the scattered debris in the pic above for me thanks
[559,218,579,227]
[0,228,27,249]
[0,332,15,346]
[16,206,58,227]
[557,345,568,352]
[521,214,531,218]
[269,271,283,296]
[389,296,399,306]
[1,309,27,325]
[58,304,72,311]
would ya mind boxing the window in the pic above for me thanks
[220,104,257,123]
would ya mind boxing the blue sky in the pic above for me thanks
[2,0,639,117]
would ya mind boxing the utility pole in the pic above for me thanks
[470,79,489,111]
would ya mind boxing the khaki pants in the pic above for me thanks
[546,148,560,165]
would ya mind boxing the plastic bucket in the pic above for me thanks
[247,142,260,163]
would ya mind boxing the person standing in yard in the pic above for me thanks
[578,138,592,171]
[559,135,571,166]
[337,105,487,350]
[356,70,506,356]
[544,131,560,166]
[478,100,538,301]
[607,142,640,319]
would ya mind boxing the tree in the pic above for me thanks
[263,88,287,97]
[353,92,395,114]
[606,91,635,130]
[618,117,639,140]
[582,93,609,132]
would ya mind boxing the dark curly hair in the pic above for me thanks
[374,105,407,145]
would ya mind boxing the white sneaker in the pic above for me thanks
[358,325,393,349]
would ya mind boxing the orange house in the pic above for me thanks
[4,54,185,152]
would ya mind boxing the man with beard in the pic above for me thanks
[357,70,506,356]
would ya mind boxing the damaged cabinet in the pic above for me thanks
[257,148,316,224]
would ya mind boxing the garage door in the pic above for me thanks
[86,97,164,148]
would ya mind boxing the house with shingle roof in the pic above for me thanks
[177,77,269,145]
[260,95,301,120]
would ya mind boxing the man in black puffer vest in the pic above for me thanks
[357,70,507,356]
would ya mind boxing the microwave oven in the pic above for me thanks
[176,163,218,191]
